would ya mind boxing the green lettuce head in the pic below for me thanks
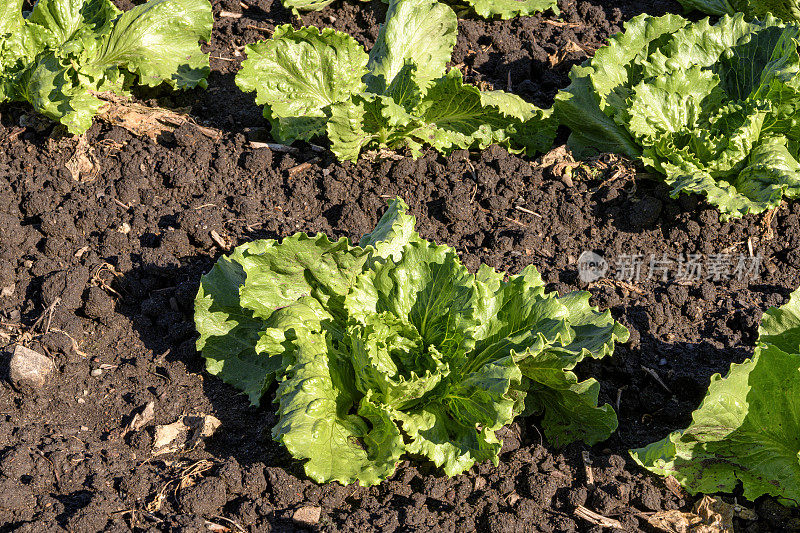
[195,199,628,485]
[0,0,212,134]
[555,13,800,219]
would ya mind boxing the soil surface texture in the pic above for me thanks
[1,0,799,532]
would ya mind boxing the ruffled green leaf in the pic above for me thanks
[394,356,521,476]
[195,241,279,406]
[346,238,477,357]
[91,0,212,89]
[678,0,800,23]
[550,291,630,365]
[272,326,404,486]
[462,0,559,18]
[365,0,457,94]
[236,25,367,143]
[521,352,618,447]
[358,197,421,262]
[27,0,119,48]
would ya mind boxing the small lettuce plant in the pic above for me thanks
[555,13,800,219]
[195,199,629,485]
[236,0,555,162]
[632,288,800,506]
[0,0,213,134]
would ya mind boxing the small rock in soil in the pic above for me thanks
[8,345,54,391]
[293,505,322,526]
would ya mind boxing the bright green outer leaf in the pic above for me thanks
[463,0,559,18]
[521,352,619,446]
[411,70,520,153]
[479,90,558,156]
[238,233,370,325]
[358,197,421,262]
[630,343,800,504]
[16,54,104,134]
[550,291,630,366]
[0,0,23,34]
[91,0,212,89]
[758,287,800,355]
[195,240,282,406]
[365,0,458,94]
[470,267,572,372]
[28,0,120,48]
[272,327,405,486]
[236,25,367,143]
[554,65,643,159]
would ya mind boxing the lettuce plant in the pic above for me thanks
[555,13,800,219]
[281,0,559,20]
[677,0,800,23]
[0,0,212,134]
[631,288,800,506]
[195,199,628,485]
[236,0,555,162]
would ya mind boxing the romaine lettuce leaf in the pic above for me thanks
[554,13,800,218]
[195,199,629,485]
[631,288,800,506]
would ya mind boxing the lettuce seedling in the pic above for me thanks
[195,199,628,485]
[280,0,559,20]
[236,0,556,162]
[0,0,213,134]
[631,288,800,506]
[555,13,800,219]
[677,0,800,23]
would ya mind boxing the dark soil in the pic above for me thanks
[2,0,800,532]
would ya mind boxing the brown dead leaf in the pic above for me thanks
[94,92,222,142]
[647,495,756,533]
[548,40,587,67]
[153,415,221,455]
[127,401,155,432]
[65,135,99,182]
